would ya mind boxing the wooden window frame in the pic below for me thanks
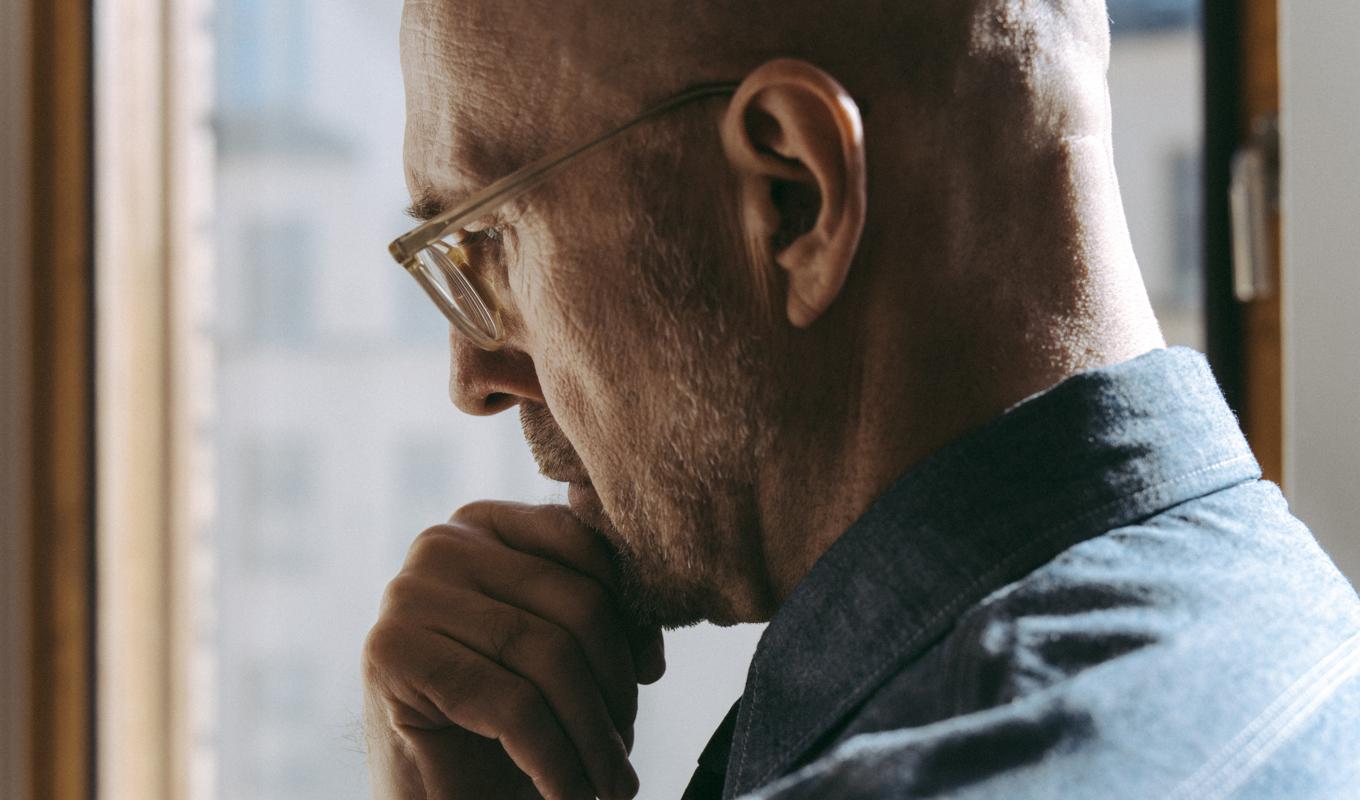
[95,1,214,799]
[4,0,98,799]
[1,0,36,795]
[1205,0,1283,484]
[2,1,208,798]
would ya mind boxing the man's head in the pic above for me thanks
[399,0,1162,629]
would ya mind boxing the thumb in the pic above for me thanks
[634,629,666,685]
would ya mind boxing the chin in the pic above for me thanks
[567,463,771,628]
[563,498,716,629]
[566,481,609,532]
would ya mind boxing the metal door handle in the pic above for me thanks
[1230,115,1280,302]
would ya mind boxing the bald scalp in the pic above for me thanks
[405,0,1111,146]
[401,0,1139,369]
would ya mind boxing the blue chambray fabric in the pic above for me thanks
[695,347,1360,800]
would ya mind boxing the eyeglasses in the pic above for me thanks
[387,82,740,350]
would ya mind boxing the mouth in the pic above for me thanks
[519,402,608,525]
[521,403,587,480]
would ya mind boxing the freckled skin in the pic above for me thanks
[366,2,1166,797]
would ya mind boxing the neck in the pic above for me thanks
[751,148,1164,607]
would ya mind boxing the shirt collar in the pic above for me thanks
[723,347,1261,797]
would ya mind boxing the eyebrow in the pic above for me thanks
[404,189,448,223]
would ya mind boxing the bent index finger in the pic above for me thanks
[452,500,665,685]
[452,500,617,589]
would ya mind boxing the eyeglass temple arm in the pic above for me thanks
[390,83,739,263]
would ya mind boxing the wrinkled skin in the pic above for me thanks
[364,1,1165,798]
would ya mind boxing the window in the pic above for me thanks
[227,659,329,798]
[390,437,462,547]
[1172,150,1206,313]
[1108,0,1205,348]
[216,0,312,113]
[394,274,448,343]
[240,220,316,345]
[230,437,318,569]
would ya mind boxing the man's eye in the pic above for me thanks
[464,226,504,247]
[454,225,500,246]
[461,225,514,282]
[460,211,506,237]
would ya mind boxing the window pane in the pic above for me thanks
[1108,0,1205,348]
[208,2,559,799]
[239,220,316,344]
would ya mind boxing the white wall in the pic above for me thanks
[1281,0,1360,585]
[0,0,32,796]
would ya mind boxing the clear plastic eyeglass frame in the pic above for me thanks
[388,82,741,351]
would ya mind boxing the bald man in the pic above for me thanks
[362,1,1360,798]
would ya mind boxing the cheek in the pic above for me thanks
[515,237,636,452]
[516,214,643,381]
[510,191,666,464]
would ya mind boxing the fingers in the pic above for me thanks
[452,501,616,586]
[368,501,665,800]
[366,622,603,800]
[418,578,639,799]
[451,502,668,684]
[635,629,666,686]
[362,684,430,799]
[466,540,642,733]
[374,571,640,800]
[401,726,541,800]
[404,518,641,737]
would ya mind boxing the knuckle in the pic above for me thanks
[481,605,529,659]
[405,525,458,565]
[538,624,579,667]
[449,499,498,524]
[423,655,474,699]
[379,573,427,613]
[360,623,407,677]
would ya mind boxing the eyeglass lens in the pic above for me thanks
[412,242,503,346]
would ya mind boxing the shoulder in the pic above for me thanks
[745,481,1360,799]
[740,666,1360,799]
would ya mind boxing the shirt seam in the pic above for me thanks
[734,452,1256,793]
[1163,627,1360,800]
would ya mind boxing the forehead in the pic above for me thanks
[398,0,704,205]
[400,0,639,206]
[401,0,532,200]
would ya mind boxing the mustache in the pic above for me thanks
[520,402,588,483]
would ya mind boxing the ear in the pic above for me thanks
[720,59,867,328]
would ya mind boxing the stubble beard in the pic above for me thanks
[521,141,779,630]
[519,291,775,631]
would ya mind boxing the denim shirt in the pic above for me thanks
[682,348,1360,800]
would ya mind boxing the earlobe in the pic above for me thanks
[720,59,867,329]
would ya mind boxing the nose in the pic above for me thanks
[447,332,544,416]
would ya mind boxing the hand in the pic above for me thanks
[362,501,666,800]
